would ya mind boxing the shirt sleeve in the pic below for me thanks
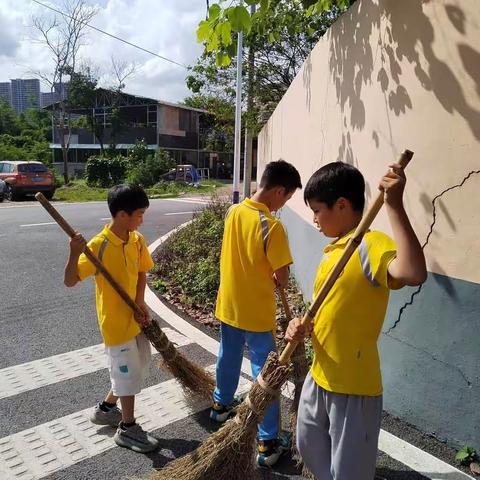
[138,235,154,272]
[266,221,293,272]
[364,231,400,289]
[77,238,98,281]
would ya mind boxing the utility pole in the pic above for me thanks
[243,4,255,199]
[232,3,243,204]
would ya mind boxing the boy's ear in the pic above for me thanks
[337,197,348,210]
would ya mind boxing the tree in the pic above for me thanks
[196,0,355,66]
[33,0,97,183]
[184,94,235,152]
[188,1,344,132]
[107,57,137,153]
[0,102,52,165]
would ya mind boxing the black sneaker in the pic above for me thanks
[256,431,291,467]
[209,395,243,423]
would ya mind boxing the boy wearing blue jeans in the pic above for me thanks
[212,160,302,467]
[286,162,426,479]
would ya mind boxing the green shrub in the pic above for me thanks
[127,149,175,188]
[84,155,127,187]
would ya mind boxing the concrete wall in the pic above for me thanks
[258,0,480,448]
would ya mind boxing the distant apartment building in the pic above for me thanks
[41,82,69,108]
[10,79,41,113]
[0,82,11,105]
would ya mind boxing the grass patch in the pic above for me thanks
[151,197,229,314]
[54,180,108,202]
[53,179,226,203]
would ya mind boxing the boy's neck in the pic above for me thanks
[108,221,130,242]
[337,213,363,238]
[251,189,273,212]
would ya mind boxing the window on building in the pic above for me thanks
[147,105,157,127]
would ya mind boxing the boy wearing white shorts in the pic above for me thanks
[64,184,158,453]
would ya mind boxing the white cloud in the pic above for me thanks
[0,0,206,102]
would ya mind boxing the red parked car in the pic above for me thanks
[0,161,56,201]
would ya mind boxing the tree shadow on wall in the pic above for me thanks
[308,0,480,163]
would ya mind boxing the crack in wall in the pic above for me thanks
[383,332,474,387]
[385,168,480,334]
[382,169,480,386]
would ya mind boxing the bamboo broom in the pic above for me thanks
[150,149,414,480]
[35,192,215,400]
[278,288,312,478]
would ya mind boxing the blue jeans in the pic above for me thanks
[213,322,279,441]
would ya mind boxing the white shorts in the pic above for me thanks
[105,333,152,397]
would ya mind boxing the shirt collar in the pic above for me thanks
[324,228,356,253]
[242,197,272,216]
[100,225,136,246]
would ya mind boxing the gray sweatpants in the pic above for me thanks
[296,373,382,480]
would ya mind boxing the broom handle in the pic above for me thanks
[278,149,414,364]
[35,192,144,317]
[279,288,293,322]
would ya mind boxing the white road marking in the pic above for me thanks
[164,211,196,216]
[163,198,210,205]
[379,430,474,480]
[0,328,191,401]
[20,222,56,228]
[0,369,251,480]
[100,217,111,221]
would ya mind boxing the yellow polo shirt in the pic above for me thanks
[310,230,398,396]
[215,198,293,332]
[77,226,154,346]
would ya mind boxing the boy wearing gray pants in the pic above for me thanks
[286,162,426,479]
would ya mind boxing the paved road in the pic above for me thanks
[0,198,473,480]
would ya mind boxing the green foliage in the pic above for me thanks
[456,446,477,465]
[54,180,109,202]
[152,197,230,308]
[126,146,175,188]
[188,1,345,132]
[197,0,355,66]
[183,94,234,152]
[84,155,128,187]
[0,102,51,164]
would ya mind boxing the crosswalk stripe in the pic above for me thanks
[0,328,191,401]
[0,367,251,480]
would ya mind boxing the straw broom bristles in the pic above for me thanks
[150,352,291,480]
[142,319,216,400]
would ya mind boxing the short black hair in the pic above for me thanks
[259,159,302,193]
[108,184,150,216]
[304,162,365,212]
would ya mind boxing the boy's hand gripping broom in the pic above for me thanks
[35,193,215,400]
[150,149,414,480]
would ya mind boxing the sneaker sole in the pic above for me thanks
[114,435,159,453]
[89,415,121,427]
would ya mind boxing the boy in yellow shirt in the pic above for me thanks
[212,160,302,467]
[64,184,158,454]
[286,162,427,479]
